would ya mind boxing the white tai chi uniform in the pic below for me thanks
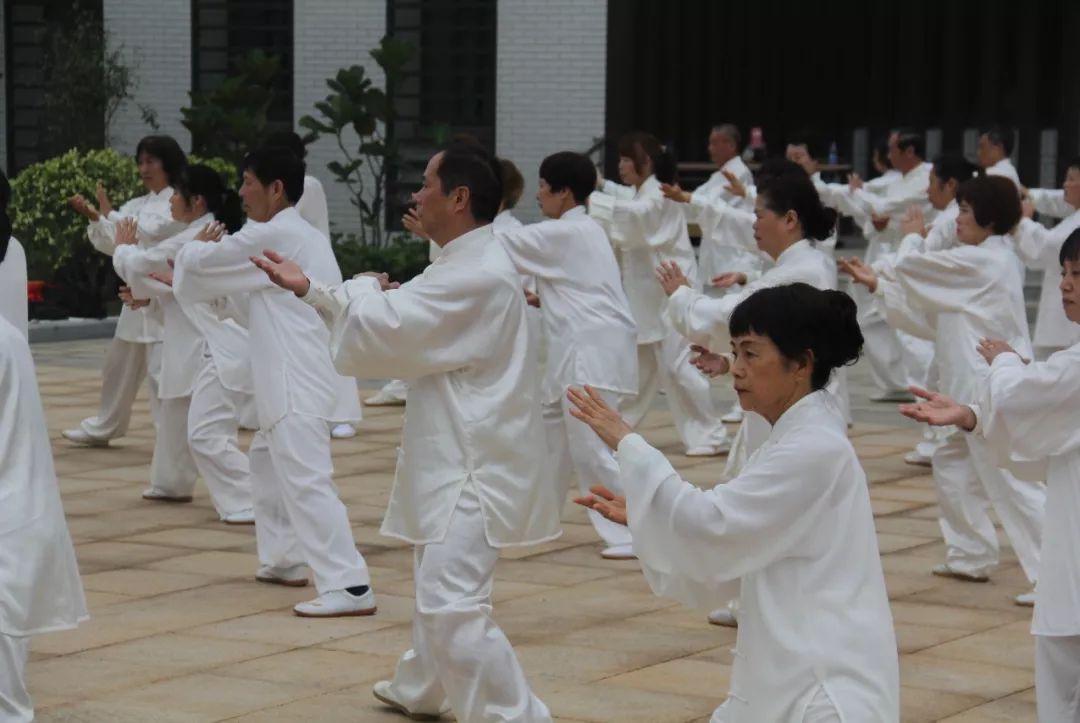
[848,162,935,397]
[967,342,1080,721]
[303,224,560,722]
[173,207,370,593]
[615,390,898,722]
[0,317,88,722]
[79,189,186,439]
[498,206,639,551]
[0,238,27,338]
[1017,211,1080,353]
[876,236,1046,582]
[114,215,253,516]
[666,240,851,474]
[686,157,760,288]
[296,174,331,241]
[295,174,363,429]
[590,177,728,453]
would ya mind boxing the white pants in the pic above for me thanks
[249,413,370,593]
[80,338,159,439]
[0,634,32,723]
[622,331,728,452]
[149,395,199,498]
[543,389,632,549]
[386,486,551,722]
[933,431,1045,582]
[861,317,909,395]
[1035,634,1080,722]
[186,356,254,517]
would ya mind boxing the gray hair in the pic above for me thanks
[711,123,742,149]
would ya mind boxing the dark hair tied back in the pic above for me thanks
[729,283,863,390]
[757,172,837,241]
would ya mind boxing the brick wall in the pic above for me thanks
[294,0,386,235]
[495,0,607,222]
[102,0,192,155]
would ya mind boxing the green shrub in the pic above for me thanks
[10,148,238,318]
[332,233,429,284]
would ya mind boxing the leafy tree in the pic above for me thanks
[181,50,282,165]
[300,37,414,246]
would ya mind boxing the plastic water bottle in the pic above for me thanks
[827,142,839,165]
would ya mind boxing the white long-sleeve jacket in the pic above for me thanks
[617,390,898,722]
[1016,212,1080,349]
[86,188,187,343]
[589,175,700,344]
[498,206,638,403]
[301,224,562,548]
[972,343,1080,636]
[172,207,354,429]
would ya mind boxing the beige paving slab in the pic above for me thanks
[26,354,1040,721]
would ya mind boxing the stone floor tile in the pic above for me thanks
[900,653,1035,699]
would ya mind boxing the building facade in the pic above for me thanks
[3,0,1079,232]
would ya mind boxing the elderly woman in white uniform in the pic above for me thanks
[570,283,899,723]
[589,132,728,456]
[63,135,189,446]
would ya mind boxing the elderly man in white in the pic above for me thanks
[253,143,560,722]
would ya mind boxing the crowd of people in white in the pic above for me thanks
[1,120,1079,722]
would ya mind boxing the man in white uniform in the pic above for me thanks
[0,316,88,721]
[253,143,559,722]
[173,148,374,617]
[977,125,1021,186]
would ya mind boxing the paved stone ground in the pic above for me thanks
[27,339,1038,722]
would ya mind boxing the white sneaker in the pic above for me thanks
[931,563,990,583]
[1014,589,1037,607]
[330,423,357,439]
[685,443,729,457]
[62,428,109,447]
[721,409,744,424]
[256,564,309,587]
[293,588,377,617]
[601,544,637,560]
[707,607,738,628]
[142,488,193,503]
[904,450,933,467]
[221,509,255,525]
[372,680,449,720]
[363,390,406,407]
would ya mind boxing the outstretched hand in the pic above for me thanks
[898,386,977,431]
[977,338,1028,366]
[115,217,139,246]
[402,208,430,240]
[195,221,226,243]
[573,484,628,526]
[689,345,730,377]
[251,250,311,297]
[721,170,746,198]
[660,183,691,204]
[353,271,400,291]
[711,271,747,289]
[118,285,150,310]
[95,181,113,218]
[148,270,173,287]
[900,207,927,238]
[567,385,634,451]
[68,193,100,222]
[838,257,878,292]
[656,260,690,297]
